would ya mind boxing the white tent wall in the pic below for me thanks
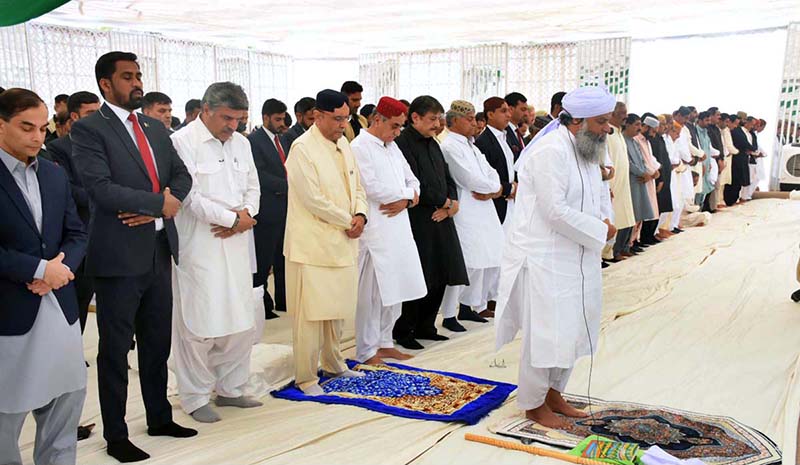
[0,22,290,127]
[628,28,787,191]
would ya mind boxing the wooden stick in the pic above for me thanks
[464,433,608,465]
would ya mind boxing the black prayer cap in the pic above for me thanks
[315,89,348,112]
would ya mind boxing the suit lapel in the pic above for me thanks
[37,166,51,239]
[0,161,40,236]
[100,104,150,181]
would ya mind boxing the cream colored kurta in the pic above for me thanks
[720,126,738,186]
[284,124,368,322]
[607,126,635,229]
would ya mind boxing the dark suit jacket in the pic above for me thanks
[248,128,289,225]
[47,135,90,225]
[474,128,514,223]
[282,123,306,149]
[71,104,192,277]
[730,126,753,186]
[505,125,524,161]
[0,157,87,335]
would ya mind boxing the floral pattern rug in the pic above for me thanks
[272,360,515,425]
[490,394,781,465]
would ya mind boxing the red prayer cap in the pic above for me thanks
[376,96,407,118]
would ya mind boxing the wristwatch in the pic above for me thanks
[231,214,240,230]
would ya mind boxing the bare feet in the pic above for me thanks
[525,404,570,429]
[477,309,495,318]
[546,389,589,418]
[363,355,385,365]
[376,348,413,361]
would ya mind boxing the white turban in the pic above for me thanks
[515,86,616,171]
[644,116,660,128]
[561,86,617,118]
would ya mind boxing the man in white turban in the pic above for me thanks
[496,86,617,428]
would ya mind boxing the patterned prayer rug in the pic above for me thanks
[490,394,781,465]
[271,361,516,425]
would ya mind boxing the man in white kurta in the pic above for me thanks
[170,82,263,423]
[495,86,616,429]
[440,100,504,332]
[350,97,426,364]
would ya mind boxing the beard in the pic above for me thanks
[575,121,605,164]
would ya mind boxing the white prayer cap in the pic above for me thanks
[644,116,660,128]
[561,86,616,119]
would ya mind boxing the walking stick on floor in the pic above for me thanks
[464,433,608,465]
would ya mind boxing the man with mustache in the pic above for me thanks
[71,51,196,463]
[170,82,263,423]
[495,86,617,429]
[283,89,368,395]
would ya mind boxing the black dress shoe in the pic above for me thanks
[77,423,95,441]
[601,261,610,269]
[442,317,467,332]
[458,305,488,323]
[107,439,150,463]
[792,289,800,303]
[415,331,449,341]
[672,228,684,234]
[395,336,424,350]
[631,246,645,253]
[264,310,280,320]
[148,421,198,438]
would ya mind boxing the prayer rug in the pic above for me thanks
[271,360,516,425]
[489,394,781,465]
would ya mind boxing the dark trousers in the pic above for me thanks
[394,283,446,339]
[253,222,286,315]
[94,233,173,442]
[75,259,94,334]
[640,220,658,241]
[613,227,633,256]
[723,183,741,206]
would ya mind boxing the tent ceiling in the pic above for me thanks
[39,0,800,58]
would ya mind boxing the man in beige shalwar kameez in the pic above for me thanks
[284,89,369,395]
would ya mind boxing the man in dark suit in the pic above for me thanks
[725,114,754,206]
[71,51,196,463]
[47,90,100,334]
[249,98,290,320]
[475,96,516,225]
[283,96,315,148]
[504,92,528,160]
[0,88,88,465]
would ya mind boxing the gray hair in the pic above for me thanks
[445,110,463,128]
[202,82,249,111]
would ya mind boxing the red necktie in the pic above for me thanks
[128,113,160,192]
[517,131,525,148]
[274,135,287,165]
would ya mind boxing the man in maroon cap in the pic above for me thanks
[350,97,426,364]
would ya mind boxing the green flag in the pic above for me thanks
[0,0,70,27]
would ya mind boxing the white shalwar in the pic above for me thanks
[170,119,261,414]
[440,133,505,317]
[495,126,607,409]
[351,131,427,362]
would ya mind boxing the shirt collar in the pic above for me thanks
[106,101,135,125]
[0,147,38,174]
[448,131,470,146]
[360,129,389,148]
[508,122,517,131]
[192,117,219,143]
[488,124,506,139]
[309,123,342,151]
[263,126,277,141]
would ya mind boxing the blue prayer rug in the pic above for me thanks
[271,360,516,425]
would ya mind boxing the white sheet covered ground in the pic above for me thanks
[17,199,800,464]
